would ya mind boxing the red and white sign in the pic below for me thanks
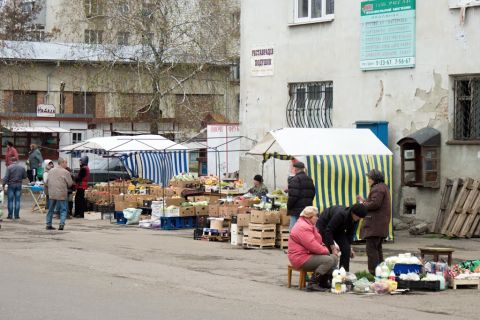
[37,104,56,117]
[207,124,240,176]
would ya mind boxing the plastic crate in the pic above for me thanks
[393,264,422,276]
[397,279,441,291]
[114,211,127,224]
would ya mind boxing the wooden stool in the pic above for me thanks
[287,265,307,289]
[418,247,454,265]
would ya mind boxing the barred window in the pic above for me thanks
[287,82,333,128]
[454,78,480,140]
[84,29,103,44]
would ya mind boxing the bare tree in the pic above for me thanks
[63,0,240,134]
[0,0,44,41]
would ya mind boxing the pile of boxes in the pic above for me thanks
[228,208,290,249]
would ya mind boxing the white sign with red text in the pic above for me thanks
[207,124,240,176]
[37,104,56,117]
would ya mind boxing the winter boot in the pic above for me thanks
[306,272,329,292]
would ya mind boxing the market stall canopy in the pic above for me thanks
[4,126,70,133]
[248,128,393,157]
[61,134,188,154]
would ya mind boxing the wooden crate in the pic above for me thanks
[246,237,275,249]
[451,278,480,290]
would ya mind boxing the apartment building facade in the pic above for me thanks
[239,0,480,222]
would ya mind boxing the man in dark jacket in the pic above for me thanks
[316,203,368,271]
[2,157,27,219]
[287,162,316,229]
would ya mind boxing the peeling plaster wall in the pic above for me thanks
[240,0,480,222]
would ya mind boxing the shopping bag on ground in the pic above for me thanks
[123,208,142,225]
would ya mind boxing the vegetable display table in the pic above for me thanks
[418,247,454,265]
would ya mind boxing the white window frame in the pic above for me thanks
[449,0,480,9]
[293,0,334,25]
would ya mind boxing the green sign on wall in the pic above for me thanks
[360,0,416,71]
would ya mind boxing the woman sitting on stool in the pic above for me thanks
[288,206,338,291]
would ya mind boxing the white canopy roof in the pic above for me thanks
[61,134,188,154]
[6,126,70,133]
[248,128,393,157]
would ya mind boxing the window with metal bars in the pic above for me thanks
[286,82,333,128]
[454,78,480,140]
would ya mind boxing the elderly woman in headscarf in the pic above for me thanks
[288,206,338,291]
[357,169,391,275]
[247,174,268,198]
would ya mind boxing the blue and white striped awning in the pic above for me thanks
[119,151,189,186]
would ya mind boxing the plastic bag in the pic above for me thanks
[123,208,142,225]
[0,190,4,219]
[371,280,390,294]
[353,278,372,293]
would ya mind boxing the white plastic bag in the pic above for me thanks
[123,208,142,225]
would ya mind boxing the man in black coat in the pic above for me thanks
[316,203,368,271]
[287,162,316,229]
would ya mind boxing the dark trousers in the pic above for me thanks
[366,237,384,274]
[74,189,86,217]
[27,169,36,182]
[317,225,351,271]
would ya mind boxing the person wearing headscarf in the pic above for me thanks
[42,159,55,209]
[357,169,391,274]
[288,206,338,291]
[247,174,268,198]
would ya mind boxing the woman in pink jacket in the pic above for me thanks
[288,206,338,291]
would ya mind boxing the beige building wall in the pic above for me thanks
[240,0,480,222]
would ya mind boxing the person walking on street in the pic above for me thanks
[316,203,368,271]
[27,144,43,182]
[357,169,391,274]
[5,141,19,167]
[1,157,27,219]
[74,156,90,218]
[45,158,73,230]
[287,161,316,230]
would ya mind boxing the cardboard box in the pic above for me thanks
[195,205,208,216]
[113,194,124,203]
[208,204,220,217]
[237,213,251,227]
[164,206,180,217]
[166,197,184,207]
[84,211,102,221]
[124,194,137,202]
[209,218,229,230]
[237,206,251,215]
[179,206,195,217]
[279,208,290,226]
[219,205,238,218]
[250,210,279,224]
[234,198,260,207]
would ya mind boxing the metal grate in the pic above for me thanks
[286,82,333,128]
[454,78,480,140]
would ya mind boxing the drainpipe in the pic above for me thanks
[44,61,60,104]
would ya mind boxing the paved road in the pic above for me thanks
[0,206,479,320]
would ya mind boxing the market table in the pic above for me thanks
[418,247,454,265]
[23,185,45,215]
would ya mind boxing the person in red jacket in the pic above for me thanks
[5,141,19,167]
[288,206,338,291]
[74,156,90,218]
